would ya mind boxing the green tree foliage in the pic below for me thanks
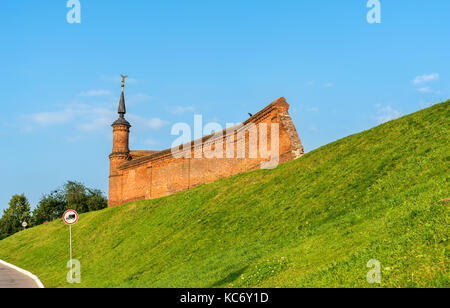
[0,194,31,239]
[32,191,66,225]
[86,188,108,212]
[65,181,90,214]
[31,181,108,226]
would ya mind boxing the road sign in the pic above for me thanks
[63,210,79,282]
[63,210,79,225]
[21,221,28,228]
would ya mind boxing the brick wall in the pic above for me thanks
[108,97,303,207]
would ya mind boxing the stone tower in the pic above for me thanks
[108,77,131,206]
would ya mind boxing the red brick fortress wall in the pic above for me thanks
[108,97,304,207]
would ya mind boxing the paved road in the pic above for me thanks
[0,263,39,288]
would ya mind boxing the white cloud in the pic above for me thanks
[375,105,402,124]
[76,108,115,132]
[146,118,169,130]
[24,105,113,132]
[417,87,432,93]
[28,110,75,126]
[23,104,168,134]
[167,105,196,114]
[417,87,440,94]
[307,107,320,112]
[323,82,334,88]
[79,90,111,97]
[413,73,439,85]
[127,114,169,131]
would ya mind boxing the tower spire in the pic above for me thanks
[112,75,130,127]
[118,75,127,117]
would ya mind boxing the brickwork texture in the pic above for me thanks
[108,97,303,207]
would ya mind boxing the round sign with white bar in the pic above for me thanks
[63,210,79,225]
[22,221,28,228]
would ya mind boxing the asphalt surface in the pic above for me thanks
[0,263,39,288]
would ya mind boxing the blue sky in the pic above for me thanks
[1,0,449,211]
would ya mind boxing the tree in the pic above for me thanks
[64,181,108,213]
[32,190,66,225]
[86,188,108,211]
[31,181,108,227]
[65,181,90,213]
[0,194,31,239]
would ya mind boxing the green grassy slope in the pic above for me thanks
[0,101,448,288]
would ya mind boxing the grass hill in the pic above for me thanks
[0,101,448,288]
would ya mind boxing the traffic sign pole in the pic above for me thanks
[70,224,72,279]
[63,209,79,281]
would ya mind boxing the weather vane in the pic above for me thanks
[120,74,128,88]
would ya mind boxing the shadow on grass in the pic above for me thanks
[210,266,248,287]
